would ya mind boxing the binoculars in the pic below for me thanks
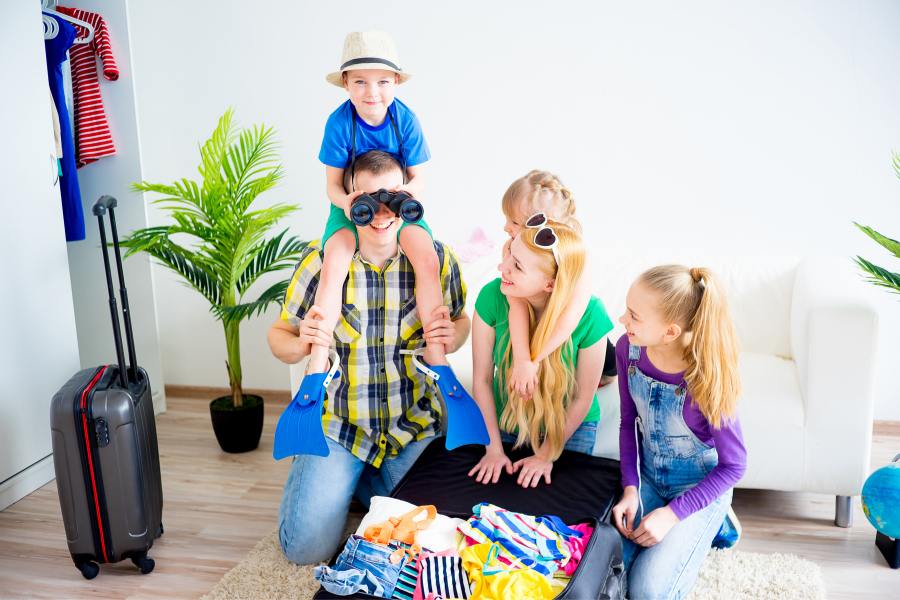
[350,189,424,227]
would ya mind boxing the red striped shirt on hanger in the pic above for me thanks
[56,6,118,168]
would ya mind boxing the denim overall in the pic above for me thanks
[622,344,732,600]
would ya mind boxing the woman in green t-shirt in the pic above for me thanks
[469,221,614,488]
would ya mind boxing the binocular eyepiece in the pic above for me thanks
[350,189,424,227]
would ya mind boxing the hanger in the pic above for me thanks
[41,0,94,45]
[42,13,59,39]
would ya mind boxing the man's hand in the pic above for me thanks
[509,359,539,401]
[342,190,365,221]
[512,454,553,488]
[612,486,640,537]
[468,446,513,484]
[297,305,334,355]
[630,506,680,547]
[423,306,456,354]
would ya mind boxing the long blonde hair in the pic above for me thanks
[637,266,742,428]
[501,170,581,235]
[497,223,586,460]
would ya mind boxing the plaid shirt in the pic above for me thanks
[281,239,467,467]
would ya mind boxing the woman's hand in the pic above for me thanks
[512,454,553,487]
[509,359,539,401]
[630,506,680,547]
[468,447,513,484]
[296,305,333,355]
[612,486,640,537]
[423,306,455,354]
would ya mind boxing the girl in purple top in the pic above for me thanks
[611,265,747,600]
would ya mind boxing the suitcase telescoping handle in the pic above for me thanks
[92,196,139,389]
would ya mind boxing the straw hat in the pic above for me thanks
[326,31,412,87]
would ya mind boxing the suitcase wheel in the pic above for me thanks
[157,522,164,537]
[77,561,100,580]
[132,555,155,575]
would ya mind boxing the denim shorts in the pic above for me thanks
[500,420,598,455]
[314,535,409,597]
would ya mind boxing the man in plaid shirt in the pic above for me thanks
[267,151,470,565]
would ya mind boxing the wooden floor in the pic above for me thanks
[0,393,898,599]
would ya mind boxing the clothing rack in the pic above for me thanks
[41,0,94,44]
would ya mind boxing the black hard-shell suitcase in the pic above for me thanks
[49,196,163,579]
[313,438,627,600]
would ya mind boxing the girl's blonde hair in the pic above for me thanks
[637,266,742,428]
[497,223,586,460]
[501,170,581,235]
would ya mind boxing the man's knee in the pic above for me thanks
[279,524,334,565]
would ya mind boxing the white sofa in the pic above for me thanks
[291,244,878,526]
[443,245,879,527]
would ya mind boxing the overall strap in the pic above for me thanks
[363,505,436,564]
[628,343,640,362]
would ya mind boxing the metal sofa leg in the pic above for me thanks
[835,496,853,528]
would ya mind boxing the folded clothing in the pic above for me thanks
[563,523,593,577]
[412,548,469,600]
[315,535,410,598]
[456,503,578,576]
[461,543,565,600]
[393,547,431,600]
[359,496,466,553]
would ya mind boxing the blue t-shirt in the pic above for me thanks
[318,98,431,169]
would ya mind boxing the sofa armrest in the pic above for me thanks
[790,256,878,496]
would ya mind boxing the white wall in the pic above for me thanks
[63,0,166,413]
[127,1,900,420]
[0,1,81,507]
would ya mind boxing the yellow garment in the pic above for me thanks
[461,543,565,600]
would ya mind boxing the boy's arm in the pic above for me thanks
[326,165,363,219]
[396,163,425,199]
[532,250,593,363]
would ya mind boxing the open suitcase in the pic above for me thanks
[49,196,164,579]
[313,438,627,600]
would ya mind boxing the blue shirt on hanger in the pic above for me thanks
[46,15,84,242]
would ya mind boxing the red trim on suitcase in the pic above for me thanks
[81,366,109,562]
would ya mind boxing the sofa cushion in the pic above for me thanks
[454,243,800,360]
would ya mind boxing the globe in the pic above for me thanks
[861,460,900,539]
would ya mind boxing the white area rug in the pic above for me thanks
[202,522,827,600]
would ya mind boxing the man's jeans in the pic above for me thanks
[278,436,432,565]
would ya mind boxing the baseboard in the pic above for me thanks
[0,455,55,512]
[165,384,291,403]
[874,420,900,437]
[152,390,166,416]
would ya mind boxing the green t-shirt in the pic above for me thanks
[474,277,615,428]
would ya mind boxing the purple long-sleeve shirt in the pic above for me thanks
[616,335,747,520]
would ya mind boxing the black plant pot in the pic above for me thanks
[209,394,264,453]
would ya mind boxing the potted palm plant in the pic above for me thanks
[120,108,307,453]
[854,151,900,297]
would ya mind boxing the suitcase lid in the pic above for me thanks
[389,437,622,523]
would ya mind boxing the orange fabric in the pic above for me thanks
[364,505,436,563]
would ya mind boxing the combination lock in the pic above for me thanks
[94,417,110,448]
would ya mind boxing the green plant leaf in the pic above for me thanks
[122,108,304,391]
[853,223,900,260]
[852,256,900,295]
[236,230,308,294]
[212,279,290,325]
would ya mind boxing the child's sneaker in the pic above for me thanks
[711,506,742,549]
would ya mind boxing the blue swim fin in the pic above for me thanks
[402,349,490,450]
[273,352,341,460]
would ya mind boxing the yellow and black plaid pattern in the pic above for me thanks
[281,239,466,468]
